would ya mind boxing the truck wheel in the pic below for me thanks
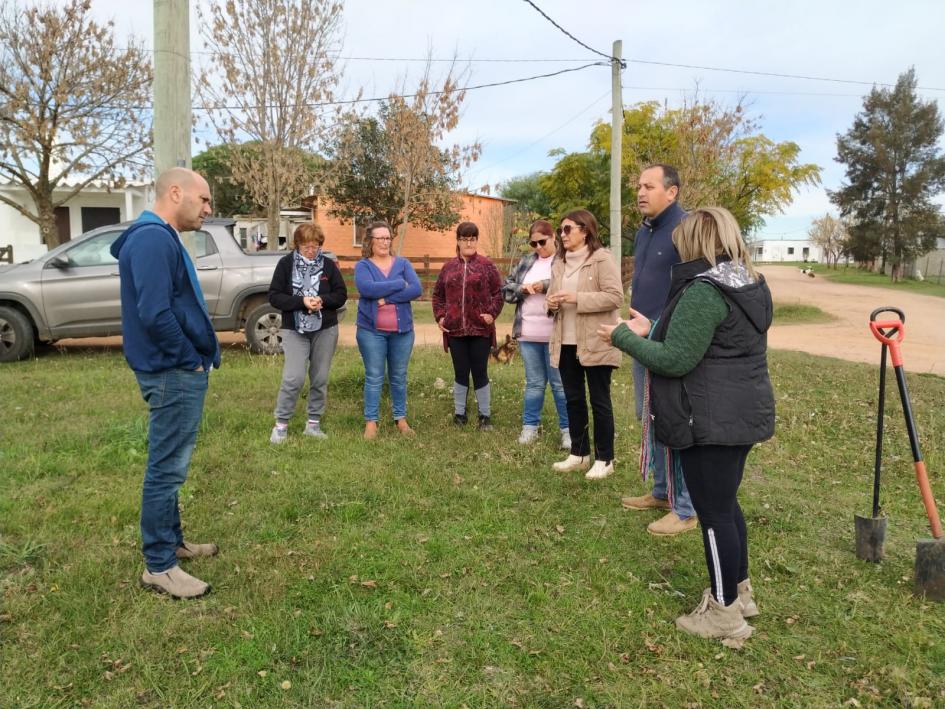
[0,306,35,362]
[244,303,283,355]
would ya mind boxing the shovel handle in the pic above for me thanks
[869,307,905,367]
[914,461,943,539]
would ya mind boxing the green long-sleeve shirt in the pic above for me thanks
[611,281,729,377]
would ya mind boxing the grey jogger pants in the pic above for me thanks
[274,326,339,423]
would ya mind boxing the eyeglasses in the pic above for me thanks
[457,236,478,243]
[555,224,584,237]
[529,238,549,248]
[372,236,393,242]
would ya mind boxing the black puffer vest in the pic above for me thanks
[649,257,776,449]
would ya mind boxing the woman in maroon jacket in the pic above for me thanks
[433,222,503,429]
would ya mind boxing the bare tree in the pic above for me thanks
[808,213,848,268]
[197,0,342,250]
[384,59,481,254]
[0,0,151,248]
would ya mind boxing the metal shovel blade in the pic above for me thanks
[854,514,888,562]
[914,538,945,602]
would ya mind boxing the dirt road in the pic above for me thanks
[54,265,942,375]
[761,265,943,376]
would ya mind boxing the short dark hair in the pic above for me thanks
[644,163,681,194]
[456,221,479,239]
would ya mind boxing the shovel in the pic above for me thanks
[854,307,895,562]
[868,307,944,601]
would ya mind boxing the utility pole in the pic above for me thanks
[153,0,192,176]
[609,40,623,263]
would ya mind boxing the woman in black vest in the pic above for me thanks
[599,207,774,643]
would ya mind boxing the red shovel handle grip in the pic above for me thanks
[869,307,905,367]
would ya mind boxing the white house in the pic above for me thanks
[750,238,822,263]
[0,181,152,262]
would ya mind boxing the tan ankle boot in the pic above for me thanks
[737,579,759,618]
[363,421,378,440]
[141,566,210,599]
[675,589,753,640]
[395,418,415,436]
[176,540,219,560]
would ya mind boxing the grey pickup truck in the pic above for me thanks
[0,218,342,362]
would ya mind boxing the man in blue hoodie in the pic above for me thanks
[111,167,221,599]
[621,164,697,536]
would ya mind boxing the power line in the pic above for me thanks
[194,62,606,112]
[625,59,945,92]
[519,0,624,66]
[622,84,870,99]
[466,88,612,180]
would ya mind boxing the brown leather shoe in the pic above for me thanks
[647,511,698,536]
[621,493,671,511]
[395,418,415,436]
[176,541,219,560]
[140,565,210,599]
[363,421,378,440]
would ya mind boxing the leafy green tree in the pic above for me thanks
[830,68,945,280]
[499,172,555,218]
[192,144,259,217]
[529,98,820,245]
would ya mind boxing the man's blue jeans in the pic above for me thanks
[356,328,415,421]
[632,358,695,519]
[519,340,569,429]
[135,368,209,572]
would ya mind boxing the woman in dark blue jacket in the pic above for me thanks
[354,221,423,439]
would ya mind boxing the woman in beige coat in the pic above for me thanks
[546,209,623,479]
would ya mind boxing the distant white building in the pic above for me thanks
[750,238,822,263]
[0,181,152,262]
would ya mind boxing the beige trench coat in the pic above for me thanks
[547,247,623,368]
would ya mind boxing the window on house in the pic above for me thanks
[80,206,121,233]
[755,247,764,258]
[353,216,373,247]
[787,247,795,255]
[803,247,810,259]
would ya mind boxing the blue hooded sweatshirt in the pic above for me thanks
[110,211,221,373]
[630,201,686,321]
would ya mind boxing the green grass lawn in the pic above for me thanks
[1,345,943,708]
[772,302,835,325]
[806,264,945,298]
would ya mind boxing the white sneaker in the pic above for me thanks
[270,425,287,444]
[518,425,540,444]
[552,454,590,472]
[559,427,572,450]
[585,459,614,480]
[304,421,327,439]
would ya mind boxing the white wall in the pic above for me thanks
[752,239,823,263]
[0,185,151,262]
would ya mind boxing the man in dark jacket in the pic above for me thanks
[621,164,697,536]
[110,167,220,599]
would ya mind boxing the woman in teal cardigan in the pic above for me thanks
[599,207,775,644]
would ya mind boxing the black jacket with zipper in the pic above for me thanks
[649,257,775,449]
[268,252,348,330]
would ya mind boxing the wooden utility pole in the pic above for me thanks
[609,40,623,262]
[153,0,192,176]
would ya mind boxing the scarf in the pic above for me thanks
[638,331,685,509]
[292,249,324,333]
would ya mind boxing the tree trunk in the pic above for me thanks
[266,201,281,252]
[36,195,63,249]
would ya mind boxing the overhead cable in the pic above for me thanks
[519,0,624,67]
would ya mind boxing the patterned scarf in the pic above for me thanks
[292,249,324,334]
[638,334,685,509]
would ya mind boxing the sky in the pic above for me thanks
[74,0,945,241]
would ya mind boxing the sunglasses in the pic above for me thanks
[555,224,584,237]
[529,238,549,248]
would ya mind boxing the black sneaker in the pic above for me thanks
[453,413,468,426]
[477,415,493,431]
